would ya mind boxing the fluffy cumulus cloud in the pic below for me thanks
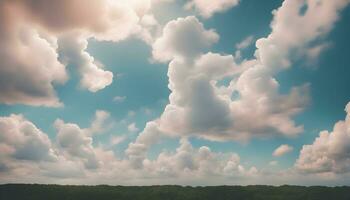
[149,17,246,142]
[152,16,219,62]
[185,0,240,18]
[0,114,57,164]
[255,0,350,70]
[58,33,113,92]
[295,102,350,174]
[273,144,293,157]
[0,0,159,106]
[54,119,100,169]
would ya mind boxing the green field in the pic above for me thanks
[1,184,350,200]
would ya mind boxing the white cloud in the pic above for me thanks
[53,110,111,169]
[126,121,163,168]
[255,0,349,72]
[88,110,111,135]
[0,114,57,163]
[58,33,113,92]
[137,14,161,44]
[54,119,100,169]
[234,35,254,61]
[110,135,127,146]
[295,102,350,174]
[305,42,331,67]
[152,16,219,62]
[185,0,240,18]
[128,123,139,133]
[273,144,293,157]
[0,21,67,106]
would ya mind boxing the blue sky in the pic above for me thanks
[0,0,350,185]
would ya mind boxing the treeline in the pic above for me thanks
[1,184,350,200]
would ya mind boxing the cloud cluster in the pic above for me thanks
[1,0,350,185]
[295,102,350,174]
[0,0,159,106]
[0,112,257,184]
[142,138,258,179]
[126,0,350,168]
[0,110,120,181]
[185,0,240,18]
[2,111,350,185]
[0,114,61,179]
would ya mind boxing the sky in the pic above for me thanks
[0,0,350,186]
